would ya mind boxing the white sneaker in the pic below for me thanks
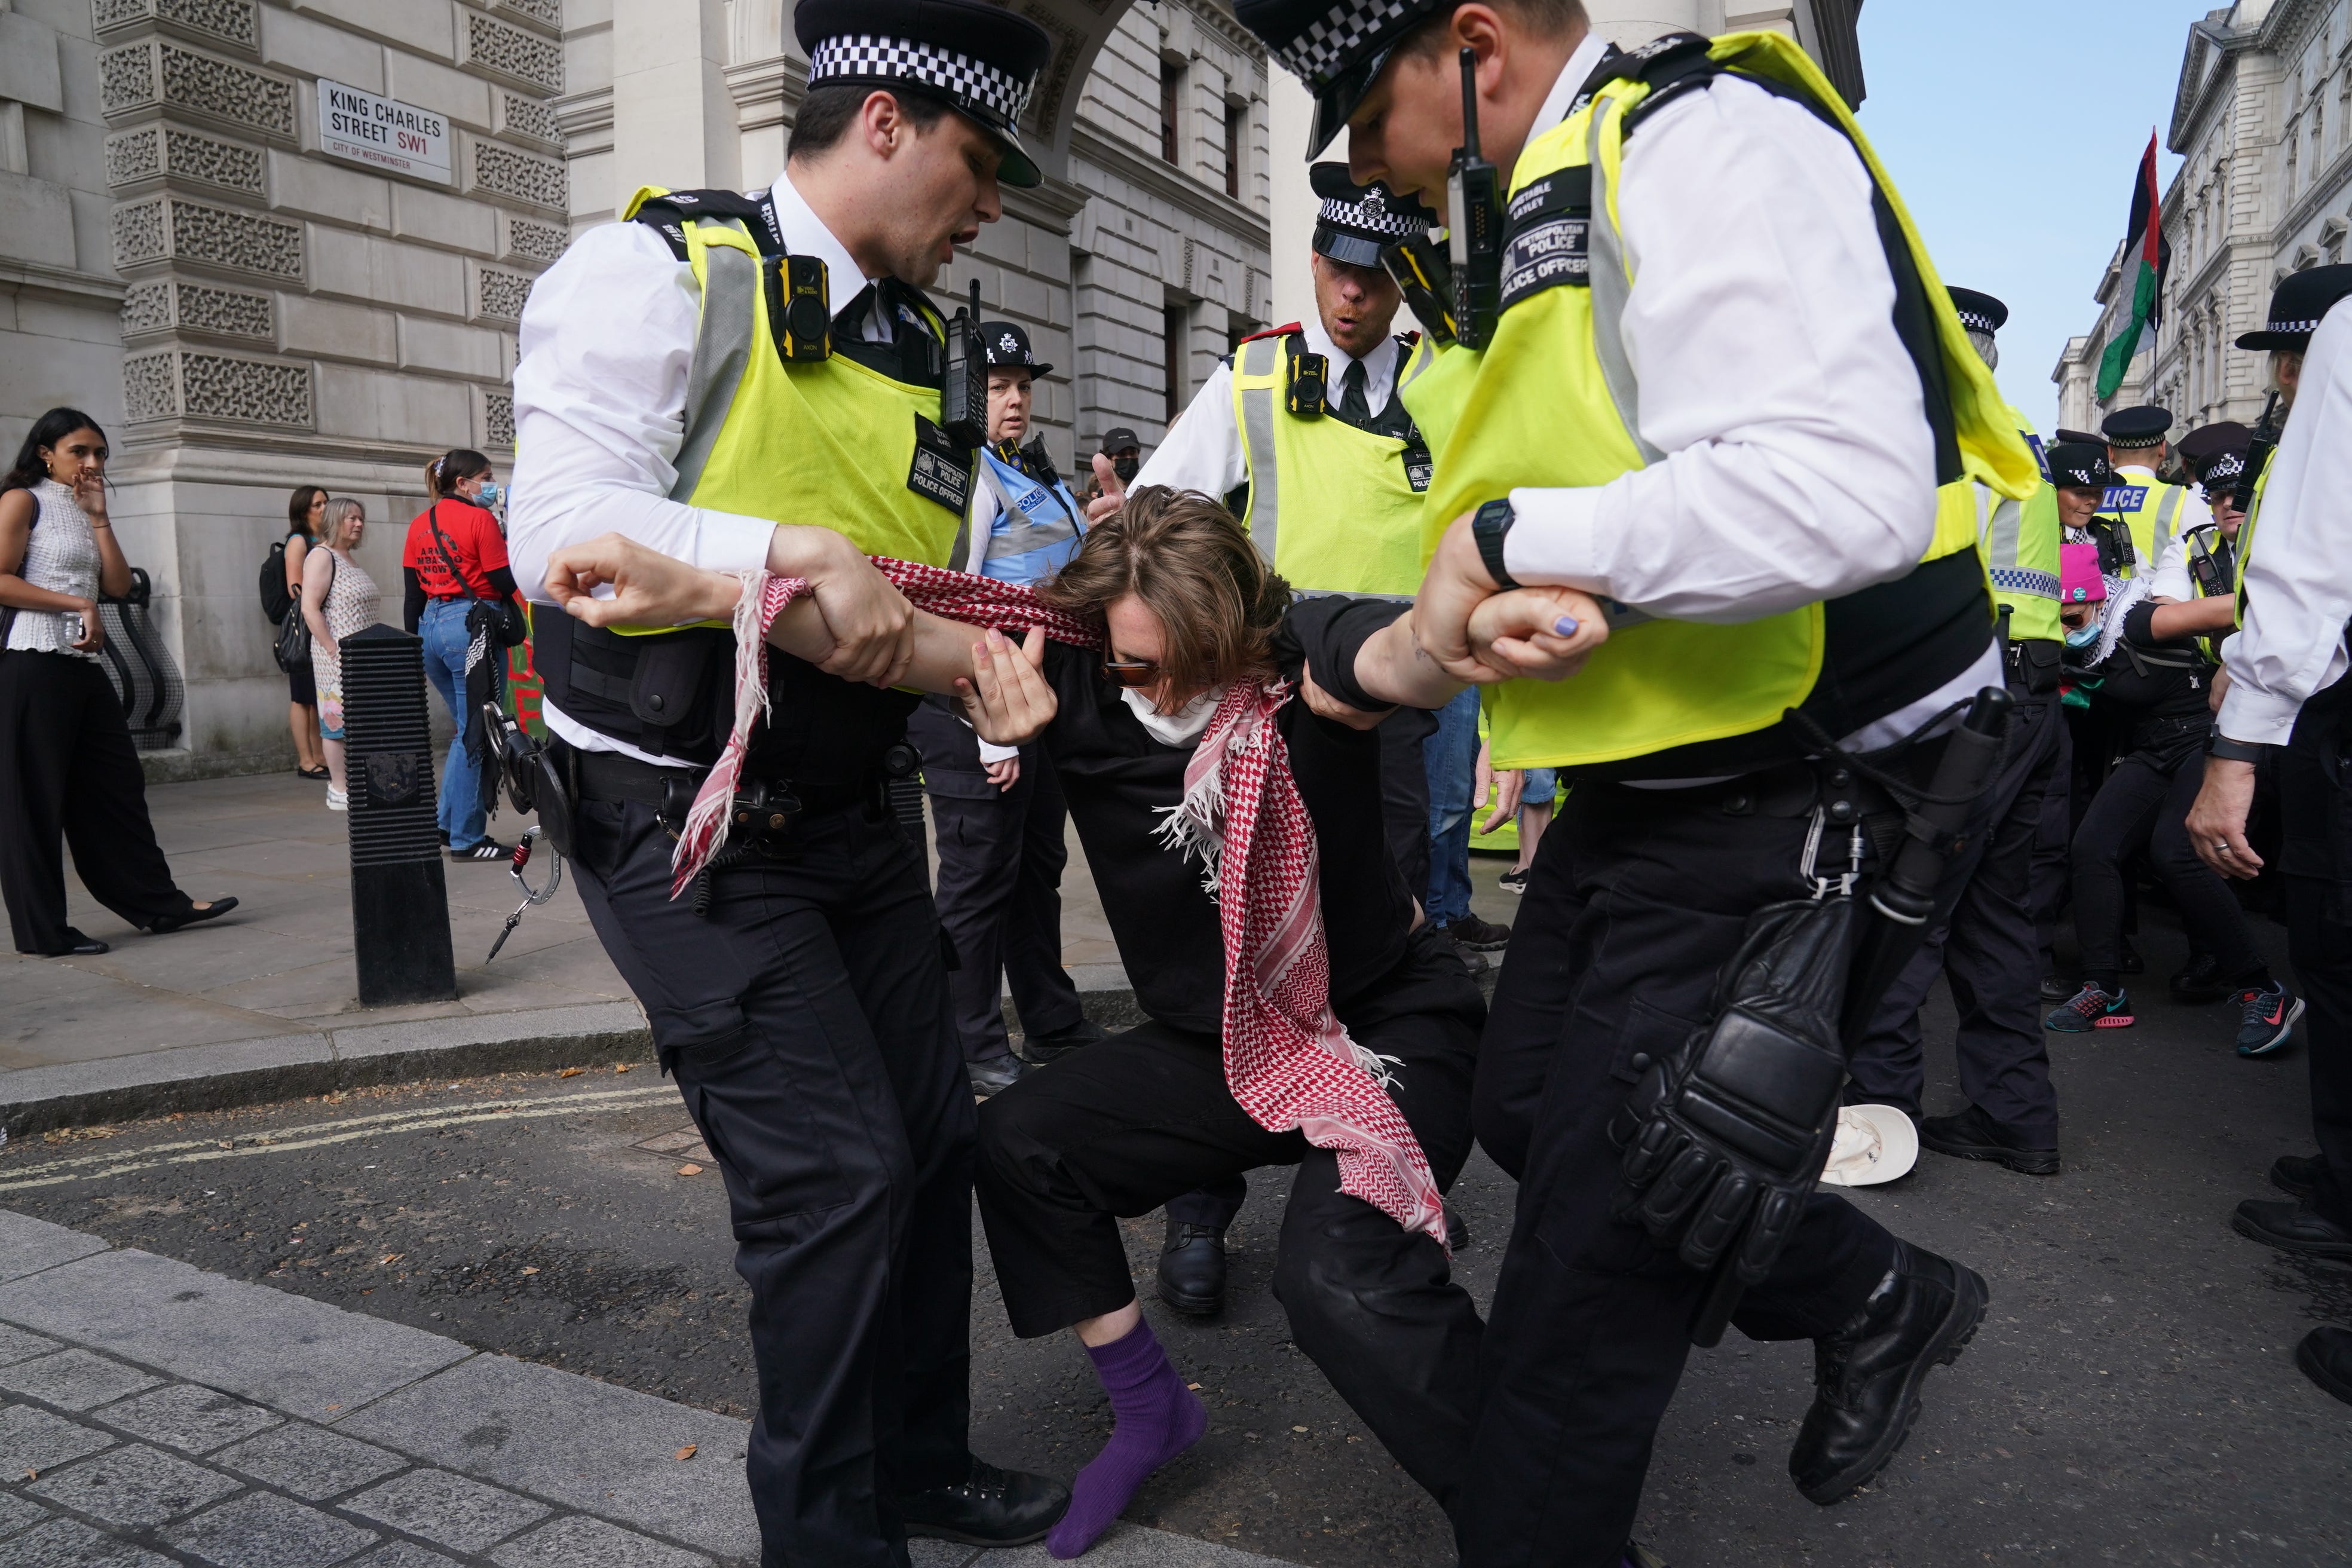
[326,786,348,811]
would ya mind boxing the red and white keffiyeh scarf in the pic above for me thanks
[671,560,1447,1247]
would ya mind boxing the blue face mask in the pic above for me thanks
[474,481,503,507]
[2064,621,2102,649]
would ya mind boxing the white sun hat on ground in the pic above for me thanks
[1818,1104,1919,1187]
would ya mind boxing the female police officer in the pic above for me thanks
[504,2,1068,1560]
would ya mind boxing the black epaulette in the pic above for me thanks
[630,188,785,261]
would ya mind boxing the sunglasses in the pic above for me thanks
[1101,653,1161,688]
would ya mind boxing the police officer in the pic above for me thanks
[2186,264,2352,1405]
[1227,2,2032,1560]
[1846,287,2068,1175]
[504,0,1069,1557]
[2100,404,2214,577]
[1114,164,1471,1318]
[912,321,1104,1098]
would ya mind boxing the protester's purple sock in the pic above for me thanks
[1047,1318,1206,1558]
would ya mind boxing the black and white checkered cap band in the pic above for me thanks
[807,35,1031,127]
[1274,0,1419,87]
[2202,452,2247,483]
[2052,461,2105,486]
[1956,309,2000,335]
[2264,317,2322,333]
[1318,193,1422,240]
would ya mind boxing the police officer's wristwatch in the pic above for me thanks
[1472,497,1519,589]
[2204,733,2264,763]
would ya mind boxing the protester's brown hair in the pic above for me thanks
[1036,486,1290,698]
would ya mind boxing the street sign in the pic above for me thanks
[318,78,451,184]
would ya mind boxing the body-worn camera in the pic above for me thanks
[1287,348,1330,417]
[769,253,832,362]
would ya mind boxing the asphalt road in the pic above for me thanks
[3,901,2347,1567]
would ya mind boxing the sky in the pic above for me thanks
[1853,0,2217,433]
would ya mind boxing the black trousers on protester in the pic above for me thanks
[2282,670,2352,1230]
[567,791,973,1568]
[2071,730,2263,984]
[976,928,1486,1511]
[1460,774,1923,1568]
[0,651,191,954]
[1848,690,2065,1135]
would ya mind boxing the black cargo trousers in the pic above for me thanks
[568,787,973,1568]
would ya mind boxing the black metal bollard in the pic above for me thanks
[340,624,458,1005]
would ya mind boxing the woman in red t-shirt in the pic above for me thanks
[402,448,519,860]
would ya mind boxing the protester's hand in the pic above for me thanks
[1415,511,1509,681]
[1467,587,1608,681]
[546,532,742,627]
[774,526,917,688]
[68,596,102,653]
[1479,768,1524,836]
[2186,755,2261,878]
[1300,659,1393,730]
[985,755,1021,791]
[958,626,1056,746]
[1085,453,1128,525]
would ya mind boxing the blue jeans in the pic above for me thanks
[419,598,487,850]
[1423,687,1482,925]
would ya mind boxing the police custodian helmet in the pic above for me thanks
[1309,162,1436,268]
[2044,443,2118,491]
[2236,262,2352,351]
[794,0,1054,187]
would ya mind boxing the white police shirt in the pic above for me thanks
[2218,304,2352,745]
[508,168,896,762]
[1135,316,1404,498]
[1500,30,1998,753]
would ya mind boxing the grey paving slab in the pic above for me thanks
[0,1211,108,1284]
[351,1545,464,1567]
[488,1513,713,1568]
[5,1515,178,1566]
[210,1422,407,1501]
[0,1401,117,1474]
[24,1441,243,1526]
[93,1383,283,1456]
[0,1487,53,1537]
[336,1352,757,1558]
[339,1468,552,1555]
[987,1526,1297,1567]
[0,1249,470,1421]
[163,1489,381,1568]
[0,1322,63,1366]
[0,1350,164,1413]
[908,1542,982,1568]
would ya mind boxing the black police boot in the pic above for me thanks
[2232,1199,2352,1260]
[1788,1242,1989,1505]
[1444,1202,1472,1251]
[2271,1153,2325,1199]
[2296,1327,2352,1406]
[1157,1219,1227,1315]
[896,1457,1070,1546]
[1019,1016,1107,1066]
[967,1054,1030,1098]
[2039,973,2074,1003]
[1919,1104,2060,1176]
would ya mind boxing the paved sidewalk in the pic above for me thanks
[0,1206,1291,1568]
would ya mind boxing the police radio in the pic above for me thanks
[2232,390,2279,517]
[941,278,988,448]
[1446,47,1503,351]
[1382,232,1457,348]
[1287,347,1329,416]
[2186,529,2237,601]
[772,253,832,362]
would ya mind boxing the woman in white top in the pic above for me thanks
[301,497,382,810]
[0,408,236,956]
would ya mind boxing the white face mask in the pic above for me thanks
[1120,684,1222,746]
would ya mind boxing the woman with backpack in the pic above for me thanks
[274,485,330,780]
[402,449,519,860]
[0,408,237,954]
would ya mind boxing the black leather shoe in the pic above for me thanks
[1788,1242,1988,1505]
[967,1054,1030,1098]
[1158,1218,1227,1315]
[1919,1104,2060,1176]
[145,896,237,935]
[1444,1202,1471,1251]
[2039,973,2074,1002]
[2232,1199,2352,1260]
[2296,1327,2352,1407]
[2170,952,2232,1004]
[1019,1016,1106,1065]
[896,1457,1069,1546]
[2272,1153,2325,1200]
[42,927,108,957]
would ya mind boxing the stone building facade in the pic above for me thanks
[2056,0,2352,436]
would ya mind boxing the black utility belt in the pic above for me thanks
[565,743,886,830]
[2002,638,2063,695]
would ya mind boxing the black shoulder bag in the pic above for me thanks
[274,550,334,672]
[427,503,528,650]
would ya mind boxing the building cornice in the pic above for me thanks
[1069,124,1270,250]
[0,259,129,307]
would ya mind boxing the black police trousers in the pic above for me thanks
[568,794,973,1568]
[1460,776,1906,1568]
[2071,727,2265,985]
[1848,688,2065,1135]
[975,927,1487,1513]
[2283,670,2352,1230]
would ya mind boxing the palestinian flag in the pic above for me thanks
[2096,132,2173,400]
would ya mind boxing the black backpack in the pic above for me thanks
[259,535,295,624]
